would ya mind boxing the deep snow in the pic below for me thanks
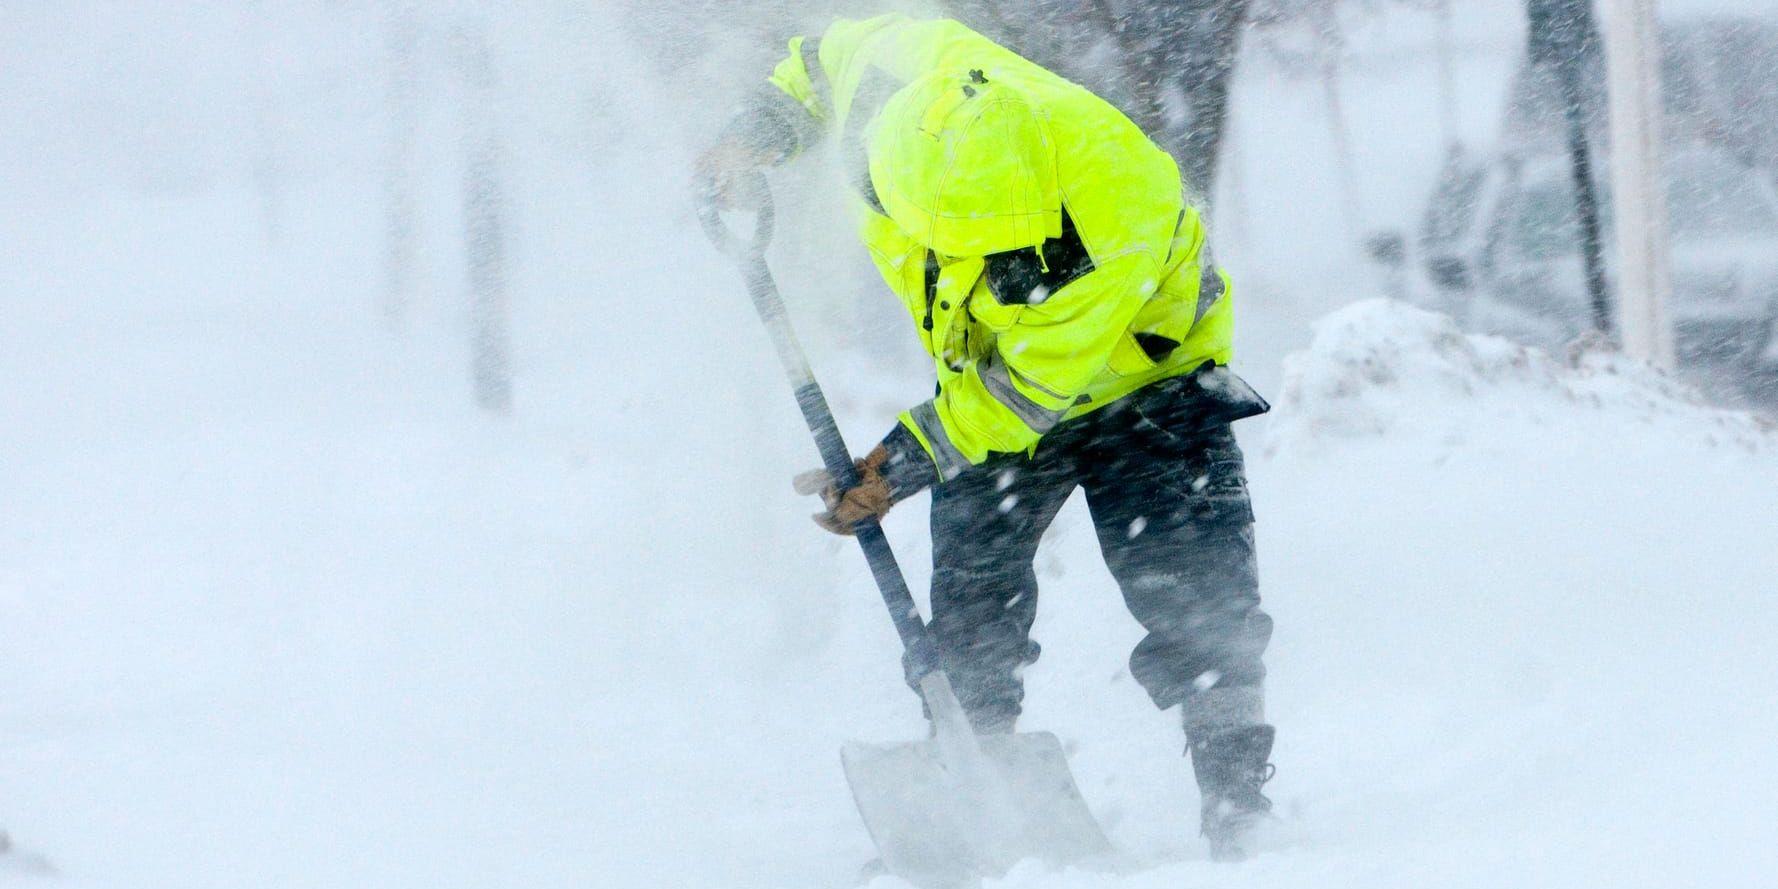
[5,3,1778,888]
[7,181,1777,887]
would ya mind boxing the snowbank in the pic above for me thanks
[1234,300,1778,889]
[1266,299,1774,457]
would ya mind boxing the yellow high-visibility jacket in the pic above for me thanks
[765,15,1236,481]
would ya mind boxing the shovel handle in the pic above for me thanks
[697,180,942,682]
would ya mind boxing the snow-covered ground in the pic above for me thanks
[5,3,1778,888]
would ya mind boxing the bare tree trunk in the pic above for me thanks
[1315,5,1363,227]
[457,22,513,414]
[943,0,1019,45]
[1220,119,1252,250]
[382,1,420,329]
[1433,0,1459,151]
[246,0,286,247]
[1529,0,1614,336]
[1167,0,1252,205]
[1080,0,1251,203]
[949,0,1253,208]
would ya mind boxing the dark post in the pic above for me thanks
[457,22,514,414]
[1527,0,1614,336]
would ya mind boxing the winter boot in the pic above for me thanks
[1189,723,1276,862]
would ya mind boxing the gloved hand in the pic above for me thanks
[793,427,937,536]
[696,87,808,212]
[793,445,897,536]
[694,137,773,212]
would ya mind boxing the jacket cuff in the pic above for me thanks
[725,84,820,164]
[879,423,938,501]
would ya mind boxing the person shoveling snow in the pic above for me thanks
[699,13,1278,870]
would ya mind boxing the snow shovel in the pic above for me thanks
[697,178,1112,887]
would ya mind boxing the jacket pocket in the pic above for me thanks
[965,274,1023,332]
[1108,259,1218,376]
[1182,427,1257,525]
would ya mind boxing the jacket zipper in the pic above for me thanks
[922,250,939,333]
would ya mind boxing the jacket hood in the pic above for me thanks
[868,68,1062,258]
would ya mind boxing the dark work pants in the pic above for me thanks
[909,379,1272,735]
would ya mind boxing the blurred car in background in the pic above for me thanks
[1382,14,1778,400]
[1416,145,1778,375]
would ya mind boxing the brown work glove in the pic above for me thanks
[793,426,937,536]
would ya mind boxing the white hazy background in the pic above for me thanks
[3,2,1776,888]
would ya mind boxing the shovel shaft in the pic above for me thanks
[748,258,942,679]
[705,189,1115,884]
[700,192,943,683]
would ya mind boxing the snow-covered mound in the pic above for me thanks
[1220,299,1778,889]
[1267,299,1774,457]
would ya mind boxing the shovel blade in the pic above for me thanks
[841,731,1111,887]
